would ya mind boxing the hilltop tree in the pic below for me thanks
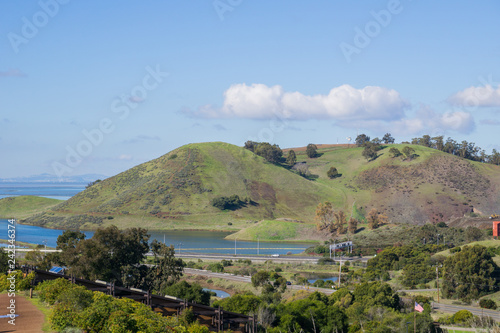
[442,245,500,302]
[432,136,444,151]
[355,134,370,146]
[86,179,101,189]
[388,147,401,158]
[244,141,283,164]
[489,149,500,165]
[402,146,416,160]
[254,142,283,164]
[327,166,340,179]
[362,146,377,161]
[306,144,318,158]
[382,133,395,144]
[286,149,296,167]
[244,140,257,152]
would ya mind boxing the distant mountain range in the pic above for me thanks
[0,173,107,183]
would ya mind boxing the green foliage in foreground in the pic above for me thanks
[0,270,35,292]
[443,245,500,302]
[36,278,209,333]
[214,277,438,333]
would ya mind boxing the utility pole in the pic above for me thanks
[338,260,342,289]
[436,266,440,303]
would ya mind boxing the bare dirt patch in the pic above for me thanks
[0,293,45,333]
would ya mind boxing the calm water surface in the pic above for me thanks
[0,183,308,254]
[0,182,86,200]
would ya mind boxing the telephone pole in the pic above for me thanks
[436,266,440,302]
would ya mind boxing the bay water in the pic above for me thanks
[0,183,307,254]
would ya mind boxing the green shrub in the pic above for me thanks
[211,195,243,210]
[208,262,224,273]
[452,309,473,323]
[479,298,497,309]
[36,278,73,305]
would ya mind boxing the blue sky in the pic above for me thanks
[1,0,499,178]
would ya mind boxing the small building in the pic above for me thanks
[493,221,500,239]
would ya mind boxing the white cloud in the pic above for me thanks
[185,83,409,121]
[349,106,475,136]
[448,85,500,107]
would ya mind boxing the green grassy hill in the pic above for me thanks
[293,144,500,226]
[0,196,62,219]
[15,142,500,235]
[21,143,341,230]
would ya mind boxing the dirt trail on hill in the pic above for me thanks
[0,294,45,333]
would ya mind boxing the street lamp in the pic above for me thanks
[437,234,440,245]
[406,321,411,333]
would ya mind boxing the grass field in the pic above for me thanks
[225,219,319,242]
[0,196,62,219]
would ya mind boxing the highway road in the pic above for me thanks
[432,302,500,322]
[184,268,336,295]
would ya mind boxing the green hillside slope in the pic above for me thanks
[293,143,500,225]
[22,143,342,230]
[18,142,500,233]
[0,196,62,219]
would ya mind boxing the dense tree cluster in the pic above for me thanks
[409,135,500,165]
[41,226,184,293]
[356,132,500,165]
[442,245,500,302]
[210,195,244,210]
[366,244,445,285]
[356,134,384,161]
[244,141,283,164]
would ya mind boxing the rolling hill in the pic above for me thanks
[13,142,500,235]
